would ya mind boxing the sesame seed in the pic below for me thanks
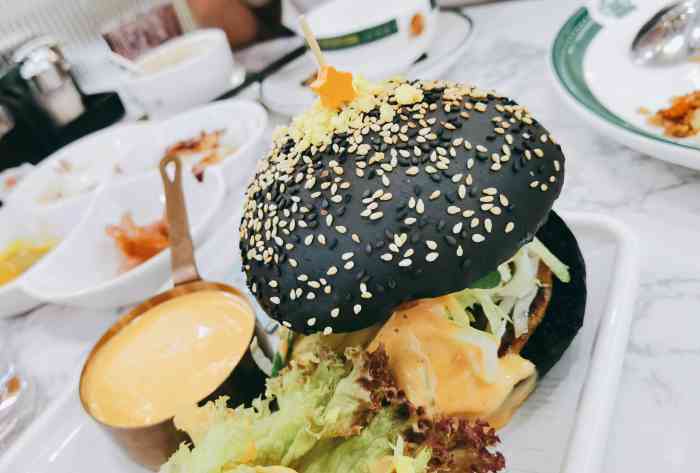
[447,206,461,215]
[530,181,539,188]
[499,194,509,206]
[457,245,463,256]
[416,199,425,214]
[472,234,485,243]
[458,185,467,199]
[426,252,439,262]
[505,222,515,233]
[489,206,502,215]
[308,281,321,289]
[540,183,549,191]
[480,196,494,203]
[318,234,327,245]
[331,308,340,318]
[404,248,415,258]
[554,160,561,172]
[430,190,441,200]
[481,203,494,211]
[426,240,437,250]
[453,222,463,234]
[354,304,362,314]
[404,217,417,225]
[269,280,278,288]
[327,266,338,275]
[534,148,544,158]
[344,261,355,270]
[409,197,416,209]
[406,166,419,175]
[270,296,281,305]
[323,327,333,335]
[342,252,354,261]
[304,234,314,246]
[398,258,412,267]
[484,219,493,233]
[463,209,475,218]
[336,225,347,234]
[476,145,488,153]
[471,217,480,228]
[307,317,317,327]
[298,274,309,282]
[289,258,298,267]
[381,253,393,261]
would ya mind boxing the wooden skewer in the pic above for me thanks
[299,15,327,68]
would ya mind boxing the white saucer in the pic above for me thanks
[261,10,474,116]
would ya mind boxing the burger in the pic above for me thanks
[161,77,586,473]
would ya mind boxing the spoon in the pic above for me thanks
[79,155,268,470]
[631,0,700,65]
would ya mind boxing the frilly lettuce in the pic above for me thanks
[161,347,504,473]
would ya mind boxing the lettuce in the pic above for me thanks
[161,347,504,473]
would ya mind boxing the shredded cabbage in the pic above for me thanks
[447,239,571,339]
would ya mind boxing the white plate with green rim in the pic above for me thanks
[550,0,700,169]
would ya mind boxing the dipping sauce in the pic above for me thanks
[0,238,56,286]
[81,290,254,428]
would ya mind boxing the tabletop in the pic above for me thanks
[2,1,700,471]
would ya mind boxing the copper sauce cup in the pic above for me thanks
[79,155,267,470]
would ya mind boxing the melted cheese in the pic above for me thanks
[81,290,254,427]
[368,299,536,429]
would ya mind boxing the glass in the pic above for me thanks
[0,335,35,449]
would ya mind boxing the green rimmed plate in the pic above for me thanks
[550,3,700,169]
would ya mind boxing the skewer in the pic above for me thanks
[299,15,327,68]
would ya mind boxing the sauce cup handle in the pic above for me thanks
[159,154,201,286]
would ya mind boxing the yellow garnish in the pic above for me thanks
[0,238,56,286]
[310,65,358,110]
[393,83,424,105]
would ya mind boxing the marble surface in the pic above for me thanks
[2,0,700,470]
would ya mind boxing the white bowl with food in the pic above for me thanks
[304,0,437,79]
[120,29,241,118]
[6,123,154,229]
[117,99,269,189]
[20,167,225,310]
[0,204,73,318]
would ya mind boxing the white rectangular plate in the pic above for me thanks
[0,211,640,473]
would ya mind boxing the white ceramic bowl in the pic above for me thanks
[121,29,238,118]
[6,123,154,231]
[0,205,75,318]
[20,167,225,309]
[118,99,269,190]
[305,0,437,79]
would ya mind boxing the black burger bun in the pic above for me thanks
[239,80,567,334]
[521,211,587,378]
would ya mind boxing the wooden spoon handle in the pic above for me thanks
[159,154,200,286]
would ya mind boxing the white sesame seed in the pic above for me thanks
[344,261,355,270]
[485,219,493,233]
[318,234,326,245]
[298,274,309,282]
[430,190,441,200]
[381,253,393,261]
[269,280,278,288]
[472,234,485,243]
[331,308,340,318]
[499,194,509,206]
[476,145,488,153]
[457,245,464,256]
[406,167,419,176]
[289,258,298,267]
[534,148,544,158]
[342,252,354,261]
[481,203,494,211]
[426,240,437,250]
[453,222,463,234]
[354,304,362,315]
[283,321,292,328]
[308,281,321,289]
[530,181,539,188]
[323,327,333,335]
[480,196,494,203]
[471,217,480,228]
[447,206,461,215]
[458,185,467,199]
[540,183,549,191]
[404,217,417,225]
[398,258,412,267]
[327,266,338,276]
[409,197,416,209]
[505,222,515,233]
[416,199,425,214]
[307,317,317,326]
[306,292,315,300]
[270,297,280,305]
[490,206,502,215]
[336,225,347,234]
[426,252,439,262]
[404,248,415,258]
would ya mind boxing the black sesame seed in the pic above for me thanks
[414,184,422,196]
[344,194,352,203]
[388,279,397,289]
[367,169,376,179]
[329,238,338,250]
[437,220,446,231]
[444,192,456,204]
[375,240,385,248]
[486,135,496,141]
[384,229,393,240]
[445,235,457,246]
[461,259,472,271]
[336,205,346,216]
[430,174,441,183]
[418,216,429,228]
[365,243,373,254]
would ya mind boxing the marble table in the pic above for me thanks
[2,1,700,471]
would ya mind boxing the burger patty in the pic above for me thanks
[499,262,553,356]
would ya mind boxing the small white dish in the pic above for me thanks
[550,1,700,170]
[0,205,72,319]
[20,167,225,310]
[0,211,641,473]
[6,123,154,230]
[120,29,244,119]
[261,10,474,116]
[119,99,269,190]
[304,0,437,80]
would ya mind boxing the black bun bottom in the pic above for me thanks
[521,211,587,378]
